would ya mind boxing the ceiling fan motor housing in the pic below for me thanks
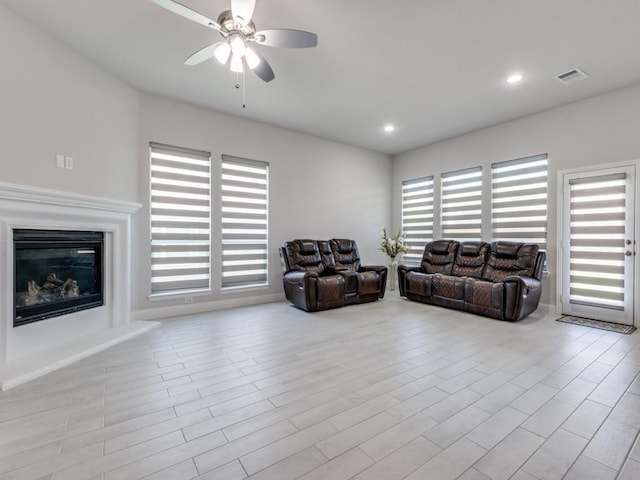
[217,10,256,39]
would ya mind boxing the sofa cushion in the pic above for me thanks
[482,242,540,282]
[405,271,434,297]
[465,278,504,310]
[433,274,465,300]
[421,240,459,274]
[285,239,326,274]
[452,241,490,278]
[316,275,345,302]
[329,238,362,271]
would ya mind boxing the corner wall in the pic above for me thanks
[392,84,640,306]
[0,5,139,202]
[1,4,393,320]
[134,93,392,316]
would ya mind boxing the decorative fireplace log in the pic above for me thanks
[16,273,81,307]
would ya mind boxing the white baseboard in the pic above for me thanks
[133,293,286,321]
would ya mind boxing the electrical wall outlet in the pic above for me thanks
[56,154,65,168]
[65,156,74,170]
[184,296,194,304]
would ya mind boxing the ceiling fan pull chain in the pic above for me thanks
[242,69,246,108]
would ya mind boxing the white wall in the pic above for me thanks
[134,94,392,316]
[0,5,139,202]
[392,84,640,306]
[0,4,392,321]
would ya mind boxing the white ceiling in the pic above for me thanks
[3,0,640,155]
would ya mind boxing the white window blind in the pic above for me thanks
[221,155,268,288]
[491,154,548,249]
[150,142,211,294]
[401,176,434,264]
[441,167,482,240]
[569,173,627,309]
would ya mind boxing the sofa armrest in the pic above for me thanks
[282,271,319,311]
[503,275,542,321]
[360,265,388,298]
[397,264,422,296]
[359,265,386,273]
[325,266,349,274]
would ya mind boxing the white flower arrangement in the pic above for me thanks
[379,228,409,259]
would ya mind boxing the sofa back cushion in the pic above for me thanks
[329,238,361,272]
[285,239,326,274]
[421,240,459,274]
[452,241,490,278]
[482,241,540,282]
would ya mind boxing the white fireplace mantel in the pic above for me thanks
[0,182,159,390]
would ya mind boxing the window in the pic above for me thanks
[491,154,548,249]
[440,167,482,240]
[221,155,269,288]
[401,176,434,264]
[149,143,211,294]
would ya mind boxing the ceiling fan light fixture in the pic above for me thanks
[245,47,261,70]
[152,0,317,84]
[230,35,246,57]
[230,54,244,73]
[213,42,231,64]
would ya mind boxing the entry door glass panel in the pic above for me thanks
[562,166,635,325]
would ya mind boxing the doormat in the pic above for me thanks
[556,316,636,334]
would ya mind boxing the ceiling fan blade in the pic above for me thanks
[250,51,275,82]
[231,0,256,25]
[151,0,222,31]
[184,43,221,66]
[255,29,318,48]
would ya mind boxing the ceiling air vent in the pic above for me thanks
[555,68,589,85]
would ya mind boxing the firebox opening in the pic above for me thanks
[14,229,104,327]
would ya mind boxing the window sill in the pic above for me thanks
[148,289,212,302]
[221,283,270,294]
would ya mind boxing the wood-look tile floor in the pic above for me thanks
[2,294,640,480]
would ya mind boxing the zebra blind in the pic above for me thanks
[401,176,434,264]
[491,154,548,249]
[150,143,211,294]
[568,173,627,309]
[441,166,482,240]
[221,155,269,288]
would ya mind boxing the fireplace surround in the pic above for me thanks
[0,182,159,389]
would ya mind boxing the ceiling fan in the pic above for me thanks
[151,0,318,82]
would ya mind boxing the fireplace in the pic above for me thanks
[14,229,104,327]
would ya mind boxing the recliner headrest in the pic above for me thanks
[460,242,484,256]
[494,242,520,258]
[297,239,318,255]
[431,240,453,254]
[333,238,354,253]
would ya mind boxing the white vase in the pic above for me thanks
[388,257,398,291]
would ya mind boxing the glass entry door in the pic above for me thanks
[560,165,636,325]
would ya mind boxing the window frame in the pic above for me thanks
[220,154,269,290]
[149,142,212,297]
[440,166,483,241]
[401,176,434,265]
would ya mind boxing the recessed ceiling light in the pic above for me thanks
[383,124,395,133]
[506,73,524,84]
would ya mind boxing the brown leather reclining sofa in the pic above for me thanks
[279,239,387,312]
[398,240,545,321]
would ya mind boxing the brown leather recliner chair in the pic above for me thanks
[398,240,545,321]
[280,239,387,312]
